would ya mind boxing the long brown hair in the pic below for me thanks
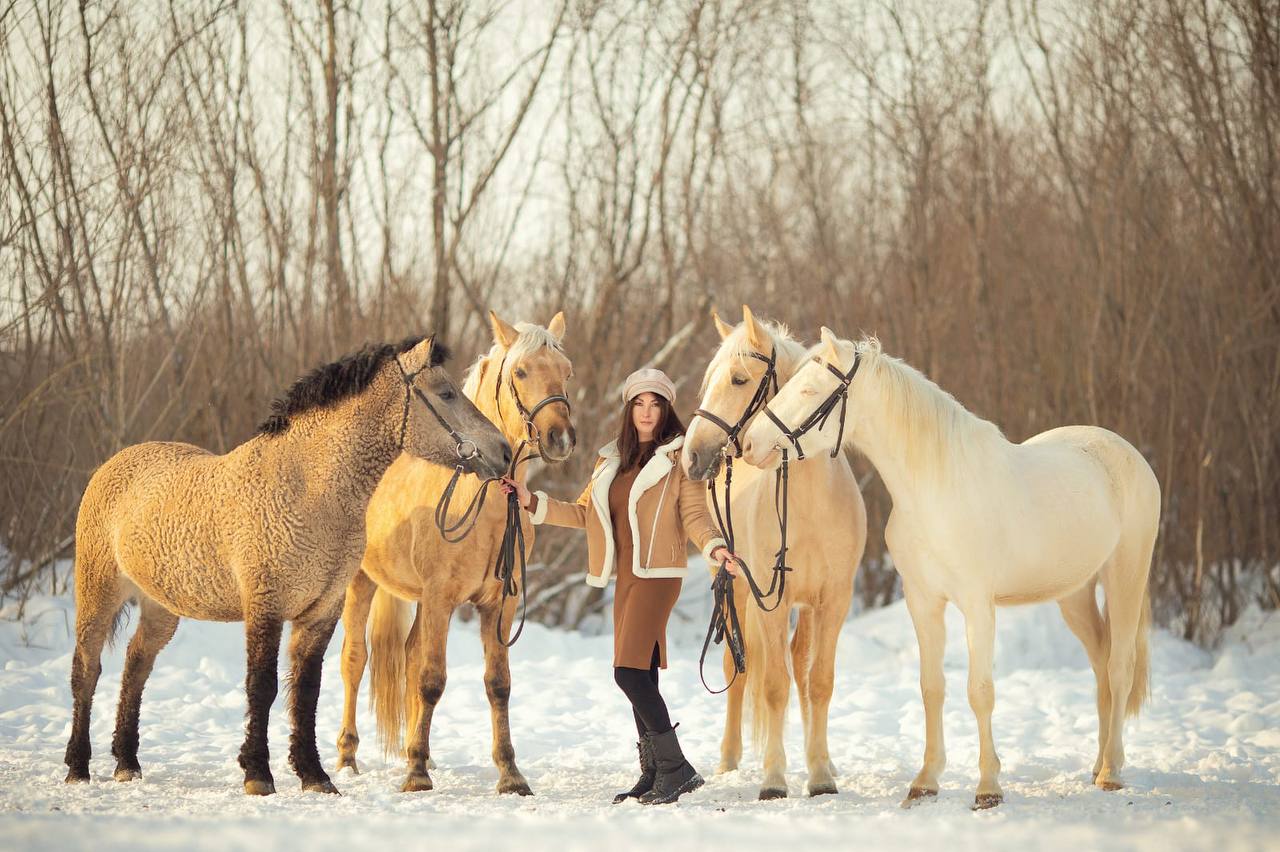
[617,394,685,471]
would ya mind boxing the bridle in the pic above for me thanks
[692,345,795,693]
[761,352,862,461]
[692,346,778,457]
[433,347,572,648]
[493,347,572,447]
[396,357,480,462]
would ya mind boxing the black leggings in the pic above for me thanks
[613,644,672,736]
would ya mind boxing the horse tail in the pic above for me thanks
[369,586,411,757]
[1126,585,1152,718]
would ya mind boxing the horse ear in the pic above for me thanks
[820,326,841,363]
[547,310,566,342]
[489,310,519,348]
[402,334,441,374]
[711,307,734,340]
[742,304,766,349]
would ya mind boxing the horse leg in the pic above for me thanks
[1057,581,1111,781]
[803,597,849,797]
[960,599,1002,809]
[402,600,451,792]
[791,606,813,756]
[64,552,128,783]
[336,570,376,773]
[479,598,532,795]
[288,606,342,794]
[902,582,946,806]
[238,609,283,795]
[1095,555,1149,791]
[717,590,748,773]
[757,610,792,800]
[110,597,179,781]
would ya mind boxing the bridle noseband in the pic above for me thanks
[397,357,480,461]
[762,352,862,461]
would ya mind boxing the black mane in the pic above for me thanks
[257,335,451,436]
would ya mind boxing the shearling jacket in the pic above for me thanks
[529,435,726,587]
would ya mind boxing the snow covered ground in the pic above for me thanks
[1,572,1277,851]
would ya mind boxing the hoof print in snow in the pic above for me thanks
[972,793,1003,810]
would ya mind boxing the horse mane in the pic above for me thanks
[854,337,1004,474]
[257,335,451,436]
[462,323,565,400]
[700,318,808,395]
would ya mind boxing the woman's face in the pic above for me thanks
[631,392,663,440]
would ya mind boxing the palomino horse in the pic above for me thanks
[335,311,575,795]
[683,306,866,799]
[742,329,1159,808]
[64,336,509,795]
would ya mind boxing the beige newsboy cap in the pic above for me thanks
[622,367,676,404]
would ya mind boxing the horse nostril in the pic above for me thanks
[688,449,700,472]
[741,438,753,458]
[500,444,513,469]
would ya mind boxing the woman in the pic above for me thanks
[501,367,741,805]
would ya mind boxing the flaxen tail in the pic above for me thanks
[368,587,412,757]
[1127,586,1151,718]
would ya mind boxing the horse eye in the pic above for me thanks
[514,368,527,380]
[439,388,455,401]
[731,375,748,386]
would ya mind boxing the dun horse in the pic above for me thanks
[742,329,1159,808]
[683,307,866,799]
[335,312,575,795]
[64,336,509,795]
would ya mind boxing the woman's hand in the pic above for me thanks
[710,546,744,578]
[499,476,532,510]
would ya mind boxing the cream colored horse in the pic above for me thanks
[335,311,575,795]
[683,307,866,799]
[742,329,1159,809]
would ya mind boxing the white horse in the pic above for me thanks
[683,307,866,799]
[741,329,1159,809]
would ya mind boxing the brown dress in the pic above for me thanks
[609,446,683,670]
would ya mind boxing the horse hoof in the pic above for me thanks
[113,767,142,782]
[498,777,533,796]
[401,773,434,793]
[758,786,788,801]
[972,793,1003,810]
[716,760,739,775]
[808,782,838,797]
[335,758,360,775]
[1098,779,1124,792]
[303,778,341,795]
[900,787,937,808]
[244,778,276,796]
[64,770,89,784]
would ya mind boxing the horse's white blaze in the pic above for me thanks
[742,331,1159,804]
